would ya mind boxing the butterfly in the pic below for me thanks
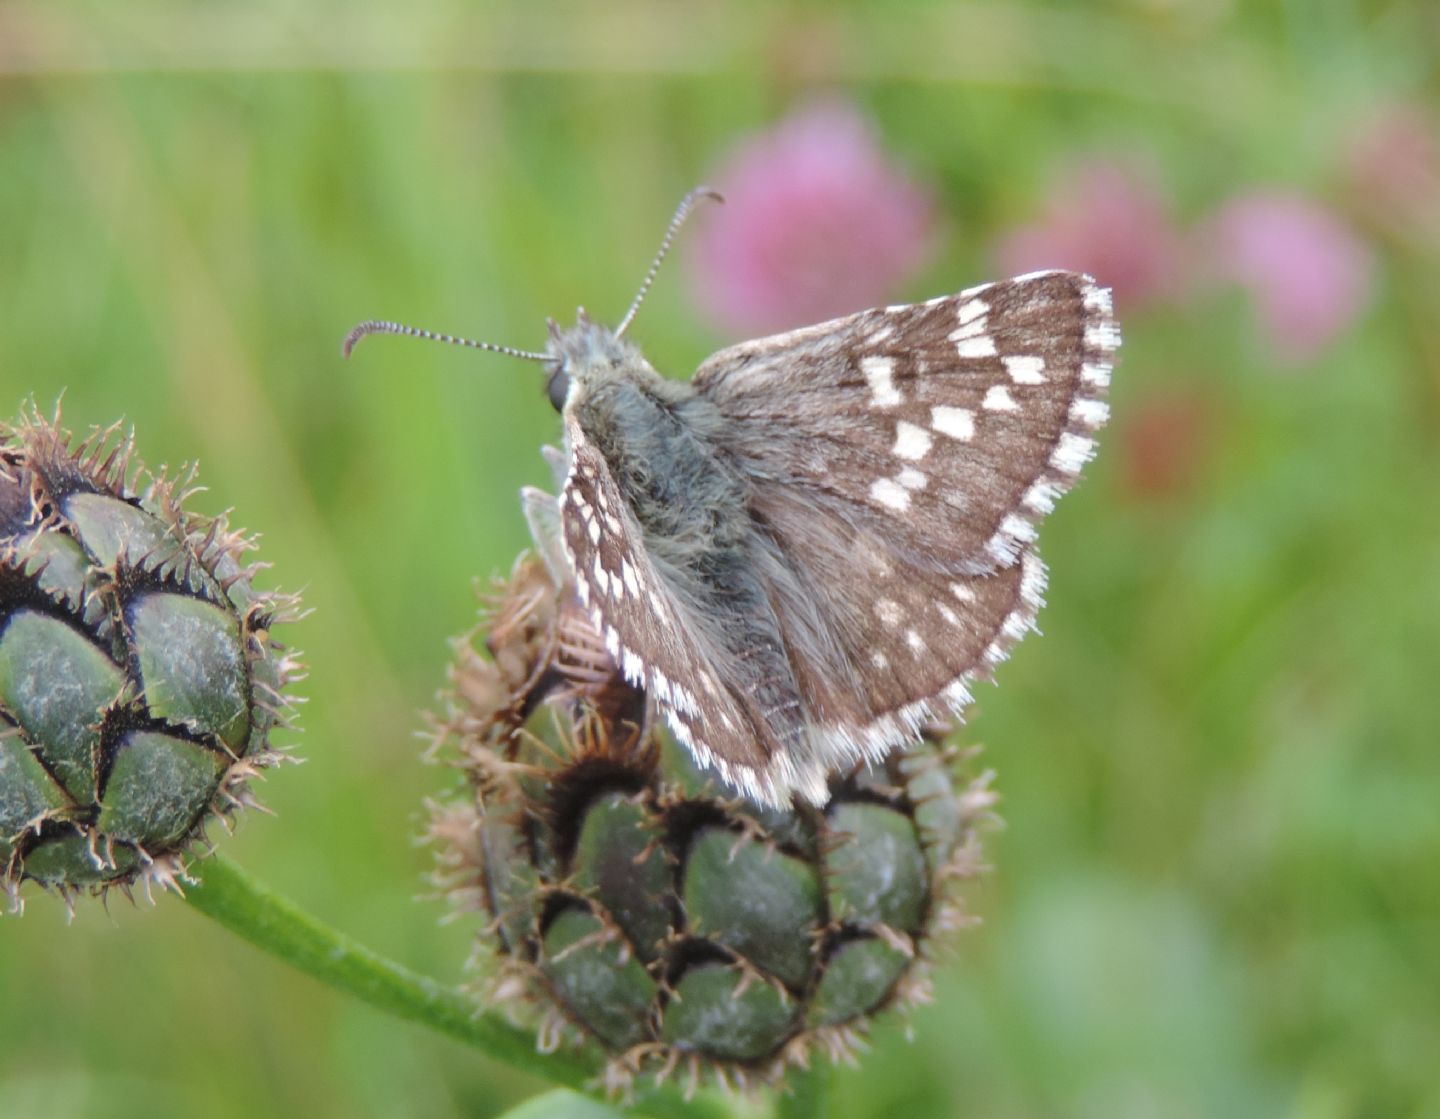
[346,189,1118,807]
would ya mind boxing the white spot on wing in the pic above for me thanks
[869,477,911,511]
[1004,355,1046,384]
[931,405,975,441]
[1022,480,1059,514]
[1000,513,1036,545]
[1070,398,1110,428]
[861,356,901,408]
[955,335,998,359]
[958,297,988,324]
[986,514,1035,563]
[983,385,1018,412]
[1020,550,1048,608]
[1086,322,1122,351]
[1051,431,1095,474]
[1082,281,1113,314]
[950,581,977,603]
[942,679,972,707]
[674,685,700,717]
[670,716,694,747]
[948,316,989,342]
[875,599,903,627]
[893,421,933,461]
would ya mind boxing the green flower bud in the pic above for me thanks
[428,553,997,1096]
[0,410,302,910]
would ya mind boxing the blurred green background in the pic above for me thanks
[2,2,1438,1117]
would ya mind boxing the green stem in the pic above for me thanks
[183,854,588,1079]
[181,853,725,1119]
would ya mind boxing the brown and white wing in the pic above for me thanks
[694,270,1118,572]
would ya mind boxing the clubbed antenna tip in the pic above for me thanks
[614,186,724,338]
[344,186,723,359]
[341,319,549,363]
[341,320,383,359]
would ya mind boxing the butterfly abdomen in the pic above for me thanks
[570,374,807,760]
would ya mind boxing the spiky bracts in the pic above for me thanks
[427,553,998,1097]
[0,408,303,911]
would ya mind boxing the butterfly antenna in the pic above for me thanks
[341,319,549,362]
[614,186,724,338]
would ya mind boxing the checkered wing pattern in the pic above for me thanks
[695,270,1117,571]
[557,270,1117,805]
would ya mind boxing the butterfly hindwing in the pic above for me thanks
[737,473,1048,776]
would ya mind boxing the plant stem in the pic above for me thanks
[182,853,587,1077]
[181,853,725,1119]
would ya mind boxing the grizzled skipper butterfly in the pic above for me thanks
[346,189,1118,806]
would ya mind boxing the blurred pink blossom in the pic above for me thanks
[1340,100,1440,247]
[688,100,935,337]
[993,158,1185,312]
[1208,192,1374,365]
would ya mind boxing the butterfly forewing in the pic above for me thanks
[694,270,1117,572]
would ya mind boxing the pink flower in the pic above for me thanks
[1207,192,1374,365]
[993,158,1185,312]
[1339,100,1440,247]
[687,100,935,337]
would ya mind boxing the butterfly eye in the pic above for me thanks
[546,367,570,412]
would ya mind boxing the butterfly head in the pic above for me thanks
[541,180,724,412]
[343,187,721,411]
[542,311,655,413]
